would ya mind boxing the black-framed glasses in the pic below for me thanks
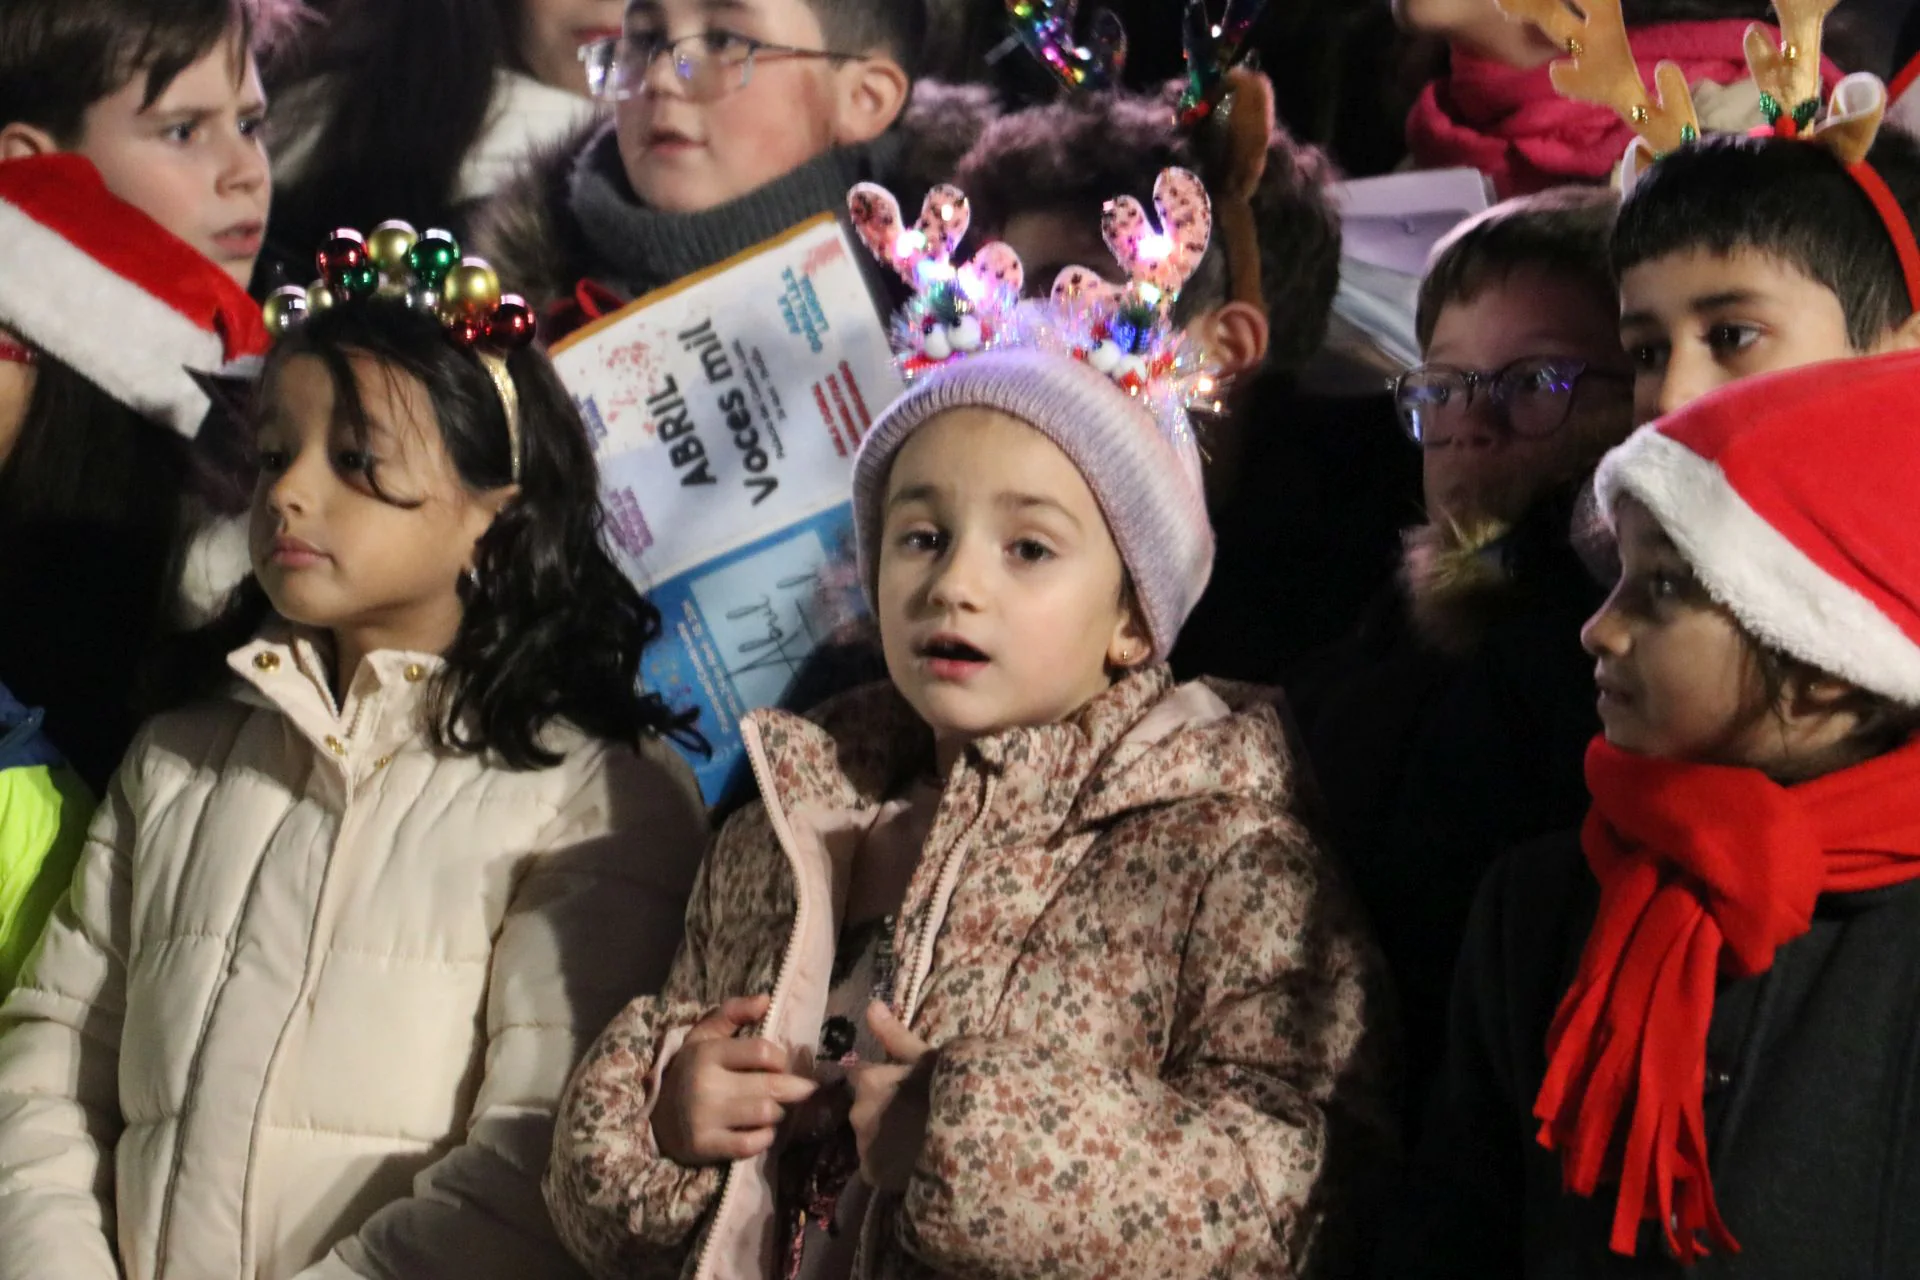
[579,31,863,103]
[1388,357,1629,447]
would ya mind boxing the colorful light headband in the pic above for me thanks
[1003,0,1128,91]
[848,167,1223,455]
[260,221,537,482]
[1176,0,1268,127]
[1493,0,1920,313]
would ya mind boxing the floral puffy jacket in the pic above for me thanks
[547,668,1398,1280]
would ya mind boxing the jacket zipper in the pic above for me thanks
[691,719,814,1280]
[847,775,995,1280]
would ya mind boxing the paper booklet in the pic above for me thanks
[551,213,904,803]
[1327,167,1493,374]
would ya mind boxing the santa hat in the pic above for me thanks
[1595,348,1920,704]
[0,154,269,437]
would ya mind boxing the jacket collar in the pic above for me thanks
[227,624,445,770]
[745,666,1294,853]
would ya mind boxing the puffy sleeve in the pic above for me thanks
[0,737,145,1280]
[304,739,709,1280]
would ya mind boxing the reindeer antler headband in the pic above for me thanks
[848,167,1224,454]
[1493,0,1920,312]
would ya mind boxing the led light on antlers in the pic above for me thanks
[849,181,1025,379]
[1177,0,1268,126]
[1006,0,1129,90]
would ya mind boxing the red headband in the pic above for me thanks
[1846,160,1920,316]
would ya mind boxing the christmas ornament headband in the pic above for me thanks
[849,167,1223,453]
[1494,0,1920,311]
[1003,0,1128,91]
[259,221,538,483]
[1175,0,1267,127]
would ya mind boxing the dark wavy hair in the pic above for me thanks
[181,299,700,769]
[263,0,528,264]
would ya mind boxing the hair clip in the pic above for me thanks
[260,221,535,482]
[848,182,1025,377]
[1176,0,1268,127]
[1004,0,1129,92]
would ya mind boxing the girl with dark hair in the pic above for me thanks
[265,0,616,276]
[0,293,709,1279]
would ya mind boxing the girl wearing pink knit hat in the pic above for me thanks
[547,171,1398,1280]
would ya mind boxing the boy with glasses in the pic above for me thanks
[1288,185,1632,1132]
[475,0,930,340]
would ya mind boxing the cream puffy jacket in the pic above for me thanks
[0,631,709,1279]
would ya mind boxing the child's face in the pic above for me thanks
[72,33,270,285]
[1582,497,1855,770]
[614,0,900,213]
[1618,247,1868,426]
[876,408,1147,765]
[1417,266,1633,525]
[250,354,503,660]
[520,0,627,95]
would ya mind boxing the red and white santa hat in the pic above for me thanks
[1595,348,1920,705]
[0,154,269,437]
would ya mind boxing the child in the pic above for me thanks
[1285,184,1633,1130]
[0,0,288,788]
[1382,347,1920,1276]
[266,0,618,273]
[545,174,1396,1278]
[1613,127,1920,421]
[0,681,92,997]
[472,0,927,340]
[0,253,709,1277]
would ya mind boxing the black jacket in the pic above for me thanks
[1380,830,1920,1278]
[1285,484,1605,1127]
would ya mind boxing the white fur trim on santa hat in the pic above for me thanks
[0,199,224,437]
[1597,428,1920,705]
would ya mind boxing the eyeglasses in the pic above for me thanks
[1388,357,1629,447]
[579,31,862,103]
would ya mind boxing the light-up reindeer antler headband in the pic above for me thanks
[847,168,1223,467]
[847,182,1025,378]
[1176,0,1269,127]
[260,221,537,482]
[1003,0,1129,92]
[1041,166,1224,457]
[1493,0,1920,310]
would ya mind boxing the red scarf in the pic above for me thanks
[1405,22,1837,199]
[1536,736,1920,1262]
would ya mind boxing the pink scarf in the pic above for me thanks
[1405,22,1839,198]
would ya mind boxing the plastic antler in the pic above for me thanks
[848,183,971,288]
[1005,0,1128,92]
[1745,0,1838,128]
[1495,0,1700,156]
[1177,0,1268,125]
[847,182,1024,374]
[1102,168,1213,299]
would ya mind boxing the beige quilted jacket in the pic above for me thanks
[547,668,1397,1280]
[0,628,708,1279]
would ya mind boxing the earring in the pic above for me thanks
[462,565,481,594]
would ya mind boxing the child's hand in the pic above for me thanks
[652,995,817,1166]
[848,1001,937,1192]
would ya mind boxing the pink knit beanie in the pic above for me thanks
[851,347,1213,661]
